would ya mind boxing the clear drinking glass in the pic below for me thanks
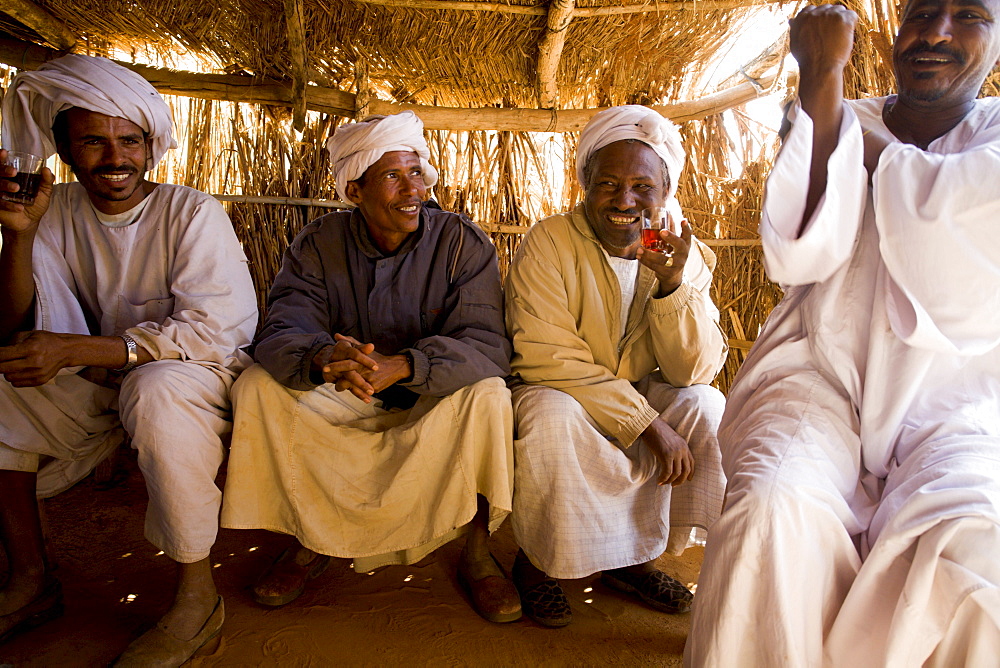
[0,151,44,204]
[640,207,668,251]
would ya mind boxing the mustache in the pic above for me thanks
[94,164,139,175]
[900,42,966,65]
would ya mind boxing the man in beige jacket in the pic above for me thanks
[504,105,727,627]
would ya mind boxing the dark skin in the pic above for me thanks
[0,111,217,643]
[582,140,696,488]
[792,0,1000,233]
[269,150,512,610]
[307,150,433,402]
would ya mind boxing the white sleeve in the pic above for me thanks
[875,142,1000,355]
[759,101,868,287]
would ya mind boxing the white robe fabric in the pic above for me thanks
[685,97,1000,667]
[0,183,257,562]
[512,378,725,579]
[221,365,514,573]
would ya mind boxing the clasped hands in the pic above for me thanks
[312,333,412,403]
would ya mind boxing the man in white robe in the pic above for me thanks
[686,3,1000,665]
[221,112,521,624]
[0,55,257,665]
[504,105,728,627]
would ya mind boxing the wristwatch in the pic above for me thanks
[115,333,139,373]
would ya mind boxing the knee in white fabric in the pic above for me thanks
[0,441,40,473]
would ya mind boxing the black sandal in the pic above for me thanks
[512,551,572,628]
[601,567,693,614]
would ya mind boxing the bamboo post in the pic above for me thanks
[3,0,76,51]
[284,0,309,131]
[536,0,575,109]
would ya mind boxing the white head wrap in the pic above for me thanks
[325,110,438,204]
[576,105,686,203]
[0,54,176,169]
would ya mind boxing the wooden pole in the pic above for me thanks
[3,0,76,51]
[283,0,308,131]
[213,195,350,208]
[0,37,778,132]
[352,0,785,17]
[536,0,575,109]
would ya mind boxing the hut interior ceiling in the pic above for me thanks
[9,0,791,110]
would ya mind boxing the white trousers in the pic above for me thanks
[685,370,1000,667]
[0,360,234,563]
[511,376,726,579]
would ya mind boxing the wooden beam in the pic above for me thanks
[283,0,308,130]
[353,0,784,17]
[536,0,575,109]
[0,37,776,133]
[2,0,76,50]
[715,34,787,92]
[369,73,779,130]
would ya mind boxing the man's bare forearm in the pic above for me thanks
[0,228,38,342]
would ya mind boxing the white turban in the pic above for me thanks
[1,54,176,169]
[325,110,438,204]
[576,105,686,203]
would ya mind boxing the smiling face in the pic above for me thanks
[55,107,152,215]
[346,150,428,254]
[893,0,1000,106]
[582,140,669,258]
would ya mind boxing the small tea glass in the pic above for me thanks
[640,207,669,251]
[0,151,44,205]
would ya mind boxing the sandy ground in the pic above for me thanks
[1,450,703,667]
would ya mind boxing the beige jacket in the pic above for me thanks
[505,203,728,447]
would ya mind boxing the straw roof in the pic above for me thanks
[4,0,790,111]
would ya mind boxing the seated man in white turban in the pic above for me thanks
[504,105,727,627]
[221,111,521,624]
[0,55,257,664]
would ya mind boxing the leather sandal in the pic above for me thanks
[252,548,331,607]
[512,551,572,628]
[0,578,64,646]
[601,567,693,614]
[456,548,522,623]
[113,596,224,667]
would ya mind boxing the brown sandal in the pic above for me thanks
[252,548,331,607]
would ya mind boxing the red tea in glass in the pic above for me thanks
[0,151,44,205]
[640,207,668,251]
[642,227,667,251]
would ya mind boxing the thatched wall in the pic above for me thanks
[5,0,999,392]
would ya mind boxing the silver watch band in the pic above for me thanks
[116,333,139,373]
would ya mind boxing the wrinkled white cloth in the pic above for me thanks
[685,97,1000,667]
[576,105,685,208]
[1,54,176,168]
[326,110,438,203]
[512,378,725,579]
[0,183,257,561]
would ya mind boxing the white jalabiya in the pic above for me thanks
[686,97,1000,667]
[221,366,514,573]
[512,378,725,579]
[1,54,176,166]
[325,110,438,204]
[0,183,257,562]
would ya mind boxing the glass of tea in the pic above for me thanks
[0,151,44,205]
[640,207,669,251]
